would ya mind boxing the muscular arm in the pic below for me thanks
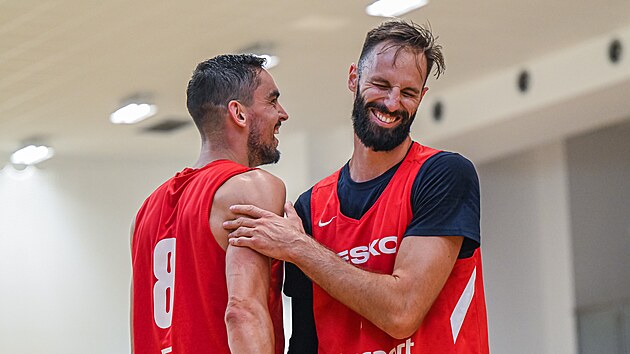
[289,231,461,339]
[211,169,286,353]
[227,203,462,339]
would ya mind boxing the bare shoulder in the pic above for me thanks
[218,169,286,207]
[210,169,286,249]
[225,169,285,193]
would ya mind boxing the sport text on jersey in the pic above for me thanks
[362,338,414,354]
[337,236,398,265]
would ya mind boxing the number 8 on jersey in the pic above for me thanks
[153,238,176,329]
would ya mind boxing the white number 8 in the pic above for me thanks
[153,238,176,329]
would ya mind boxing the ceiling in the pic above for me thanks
[2,0,630,163]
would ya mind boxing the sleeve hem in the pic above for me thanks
[403,229,480,243]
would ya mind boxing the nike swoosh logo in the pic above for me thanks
[318,216,337,227]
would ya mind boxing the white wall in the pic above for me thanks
[566,120,630,353]
[261,129,312,201]
[567,121,630,309]
[416,23,630,166]
[0,157,183,353]
[478,142,577,354]
[304,124,355,185]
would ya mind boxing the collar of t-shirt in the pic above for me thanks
[337,159,403,220]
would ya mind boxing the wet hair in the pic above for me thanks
[186,54,266,137]
[358,20,445,81]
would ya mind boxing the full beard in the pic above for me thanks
[247,121,280,167]
[351,90,416,152]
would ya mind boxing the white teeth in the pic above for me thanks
[374,111,396,123]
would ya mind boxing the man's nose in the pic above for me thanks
[383,87,401,112]
[278,103,288,121]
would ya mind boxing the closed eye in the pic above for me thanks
[372,82,389,89]
[402,90,419,98]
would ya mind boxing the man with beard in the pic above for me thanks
[226,21,489,353]
[131,54,288,354]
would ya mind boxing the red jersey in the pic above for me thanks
[310,143,489,354]
[132,160,284,354]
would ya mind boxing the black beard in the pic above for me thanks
[247,122,280,166]
[351,89,416,152]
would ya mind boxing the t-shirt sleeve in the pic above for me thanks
[404,152,481,258]
[283,188,318,353]
[284,188,313,298]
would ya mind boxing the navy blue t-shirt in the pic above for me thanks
[284,150,481,354]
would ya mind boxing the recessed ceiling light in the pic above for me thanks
[10,145,55,165]
[110,103,157,124]
[366,0,429,17]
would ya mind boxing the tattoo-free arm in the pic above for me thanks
[226,203,462,339]
[212,170,286,353]
[290,234,462,339]
[223,245,275,352]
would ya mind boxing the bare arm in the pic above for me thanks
[211,170,286,353]
[224,245,274,352]
[226,203,462,339]
[287,231,461,339]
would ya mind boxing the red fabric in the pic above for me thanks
[132,160,284,354]
[310,143,489,354]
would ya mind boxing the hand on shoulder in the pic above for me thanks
[211,168,286,250]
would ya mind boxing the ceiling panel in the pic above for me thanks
[1,0,629,162]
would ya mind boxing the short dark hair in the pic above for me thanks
[186,54,266,136]
[358,20,445,81]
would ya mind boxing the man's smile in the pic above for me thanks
[372,108,398,124]
[369,107,404,127]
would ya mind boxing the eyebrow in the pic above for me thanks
[267,89,280,100]
[403,87,421,95]
[371,77,421,95]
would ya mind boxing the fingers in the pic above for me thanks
[227,226,255,239]
[284,201,297,218]
[223,217,257,230]
[229,204,274,218]
[284,201,302,223]
[228,236,253,248]
[229,236,277,260]
[284,202,305,232]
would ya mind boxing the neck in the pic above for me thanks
[348,135,412,182]
[193,137,249,169]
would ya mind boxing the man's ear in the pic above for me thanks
[227,100,247,128]
[348,63,359,93]
[420,86,429,101]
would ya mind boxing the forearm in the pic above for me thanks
[288,237,424,339]
[225,301,275,353]
[224,203,457,338]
